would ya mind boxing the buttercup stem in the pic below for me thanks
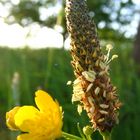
[62,131,83,140]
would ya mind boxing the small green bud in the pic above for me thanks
[83,125,94,136]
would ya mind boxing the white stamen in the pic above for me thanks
[86,83,93,92]
[82,70,96,82]
[111,55,118,60]
[103,91,106,98]
[95,87,100,95]
[99,110,108,115]
[77,104,83,115]
[100,104,109,109]
[67,81,72,85]
[98,118,105,123]
[106,44,113,51]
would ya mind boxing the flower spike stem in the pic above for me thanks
[62,132,83,140]
[100,131,111,140]
[85,135,92,140]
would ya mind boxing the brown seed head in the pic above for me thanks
[65,0,121,132]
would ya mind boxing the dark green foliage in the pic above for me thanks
[0,42,140,139]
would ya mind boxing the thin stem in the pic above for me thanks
[102,134,111,140]
[62,132,83,140]
[100,131,111,140]
[85,135,92,140]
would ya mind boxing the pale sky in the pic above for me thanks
[0,0,65,49]
[0,0,140,49]
[0,19,64,48]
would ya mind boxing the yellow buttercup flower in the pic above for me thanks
[6,90,63,140]
[6,106,20,130]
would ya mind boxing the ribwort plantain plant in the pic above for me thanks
[65,0,122,139]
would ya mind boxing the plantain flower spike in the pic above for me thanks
[65,0,122,132]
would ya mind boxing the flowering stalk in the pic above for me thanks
[65,0,121,137]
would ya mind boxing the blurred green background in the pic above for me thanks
[0,0,140,140]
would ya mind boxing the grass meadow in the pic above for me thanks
[0,41,140,140]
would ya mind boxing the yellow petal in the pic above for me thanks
[6,106,20,130]
[35,90,57,112]
[14,106,40,132]
[17,133,56,140]
[17,133,38,140]
[35,90,63,138]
